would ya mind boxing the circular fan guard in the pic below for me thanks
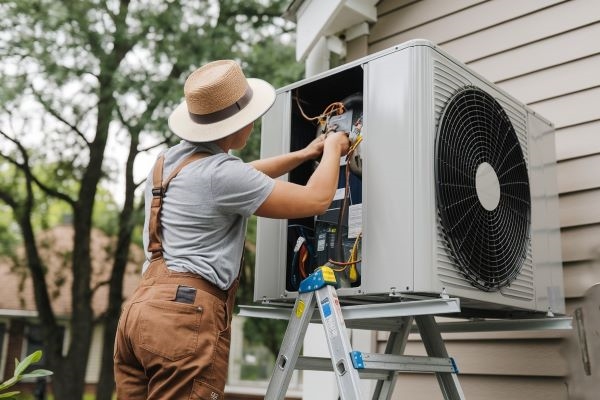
[435,86,531,291]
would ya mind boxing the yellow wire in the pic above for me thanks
[348,135,363,154]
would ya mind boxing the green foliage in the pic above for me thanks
[236,38,304,163]
[243,317,289,359]
[0,163,120,255]
[0,0,300,397]
[92,188,121,236]
[0,350,52,399]
[0,205,19,258]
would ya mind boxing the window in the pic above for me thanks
[24,323,64,368]
[0,322,6,378]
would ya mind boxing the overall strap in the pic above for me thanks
[147,152,210,259]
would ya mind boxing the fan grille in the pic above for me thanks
[435,86,531,291]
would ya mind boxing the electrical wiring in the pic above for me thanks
[294,90,346,131]
[327,234,362,268]
[288,225,316,290]
[348,132,363,153]
[293,94,364,286]
[347,232,362,283]
[298,244,309,278]
[330,116,364,269]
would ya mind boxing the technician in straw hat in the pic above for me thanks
[113,59,350,399]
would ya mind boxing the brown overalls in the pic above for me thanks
[114,152,239,400]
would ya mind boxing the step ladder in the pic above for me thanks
[264,267,466,400]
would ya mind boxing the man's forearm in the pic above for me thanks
[250,149,312,178]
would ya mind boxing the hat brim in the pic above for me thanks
[168,78,276,142]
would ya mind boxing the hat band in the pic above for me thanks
[189,86,253,124]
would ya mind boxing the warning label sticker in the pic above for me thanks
[321,297,338,338]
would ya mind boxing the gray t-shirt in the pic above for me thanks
[142,140,275,290]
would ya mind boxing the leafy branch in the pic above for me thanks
[0,350,53,399]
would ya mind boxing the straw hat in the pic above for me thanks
[168,60,276,142]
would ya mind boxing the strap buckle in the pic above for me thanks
[152,187,164,197]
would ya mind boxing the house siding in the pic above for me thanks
[85,325,104,384]
[344,0,600,398]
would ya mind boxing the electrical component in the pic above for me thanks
[287,225,315,291]
[288,91,365,289]
[298,94,365,288]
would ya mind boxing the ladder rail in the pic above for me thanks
[315,284,364,400]
[415,315,466,400]
[265,291,316,400]
[371,317,412,400]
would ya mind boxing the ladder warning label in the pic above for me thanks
[321,297,338,338]
[325,317,338,338]
[321,298,332,318]
[295,300,305,318]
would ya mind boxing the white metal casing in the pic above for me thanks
[254,40,565,315]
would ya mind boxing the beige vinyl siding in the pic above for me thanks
[371,0,566,54]
[356,0,600,398]
[373,0,488,40]
[440,0,600,62]
[559,190,600,228]
[557,154,600,194]
[375,332,570,400]
[561,225,600,262]
[563,261,600,297]
[403,339,568,377]
[530,87,600,128]
[387,374,569,400]
[555,121,600,161]
[496,54,600,105]
[85,325,104,383]
[468,22,600,83]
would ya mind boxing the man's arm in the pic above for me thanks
[249,134,326,178]
[254,131,349,219]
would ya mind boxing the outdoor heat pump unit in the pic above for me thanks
[254,40,565,316]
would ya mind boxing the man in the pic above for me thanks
[114,59,349,399]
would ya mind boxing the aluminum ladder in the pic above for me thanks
[264,267,466,400]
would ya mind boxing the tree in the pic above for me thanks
[0,1,295,399]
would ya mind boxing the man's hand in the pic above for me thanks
[303,133,327,160]
[324,130,350,156]
[304,131,350,160]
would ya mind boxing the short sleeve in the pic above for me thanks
[211,156,275,216]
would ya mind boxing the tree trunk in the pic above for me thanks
[96,230,131,400]
[51,368,84,400]
[97,129,139,400]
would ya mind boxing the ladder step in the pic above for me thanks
[294,356,397,381]
[295,356,338,372]
[295,353,458,375]
[352,351,459,374]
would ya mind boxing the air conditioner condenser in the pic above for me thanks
[254,40,565,316]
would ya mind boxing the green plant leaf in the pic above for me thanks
[14,350,42,377]
[0,376,19,391]
[21,369,53,379]
[0,390,20,398]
